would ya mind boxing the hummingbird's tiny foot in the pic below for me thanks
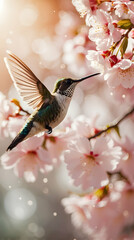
[45,125,52,134]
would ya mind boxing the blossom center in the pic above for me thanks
[84,151,99,161]
[27,150,37,157]
[95,22,109,35]
[81,151,99,173]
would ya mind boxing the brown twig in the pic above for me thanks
[88,106,134,141]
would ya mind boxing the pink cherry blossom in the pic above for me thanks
[104,59,134,89]
[65,115,101,140]
[72,0,111,19]
[70,115,95,138]
[72,0,92,18]
[114,1,134,24]
[61,194,91,232]
[86,50,106,73]
[44,130,70,165]
[99,2,112,12]
[88,183,134,240]
[64,136,123,190]
[62,182,134,240]
[114,2,129,18]
[1,135,53,182]
[88,9,121,51]
[61,115,104,151]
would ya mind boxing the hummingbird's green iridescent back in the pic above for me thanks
[33,98,61,127]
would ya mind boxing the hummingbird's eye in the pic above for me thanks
[66,79,72,84]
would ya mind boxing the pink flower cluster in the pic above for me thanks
[60,1,134,239]
[62,181,134,240]
[72,0,134,103]
[60,114,134,239]
[64,136,122,190]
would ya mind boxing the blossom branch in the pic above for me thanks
[88,106,134,141]
[19,108,30,115]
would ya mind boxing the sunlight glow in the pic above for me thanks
[0,0,4,11]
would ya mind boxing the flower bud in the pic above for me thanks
[109,55,118,67]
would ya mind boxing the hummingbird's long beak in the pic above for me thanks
[74,72,100,83]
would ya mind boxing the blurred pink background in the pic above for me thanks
[0,0,61,93]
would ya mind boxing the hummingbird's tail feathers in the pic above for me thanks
[7,133,27,151]
[7,121,33,151]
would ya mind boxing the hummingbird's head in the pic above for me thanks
[53,73,100,97]
[53,78,77,97]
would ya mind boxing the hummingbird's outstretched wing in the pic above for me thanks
[4,51,52,109]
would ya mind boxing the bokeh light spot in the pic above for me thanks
[20,5,38,26]
[4,188,37,220]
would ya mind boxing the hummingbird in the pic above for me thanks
[4,51,100,151]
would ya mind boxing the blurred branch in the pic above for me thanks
[88,106,134,141]
[11,98,30,115]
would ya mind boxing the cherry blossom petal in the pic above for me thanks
[1,151,24,169]
[20,135,44,152]
[36,147,52,165]
[104,59,134,89]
